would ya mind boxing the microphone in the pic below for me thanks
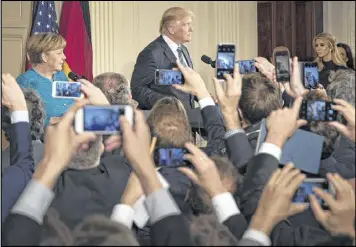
[201,55,216,68]
[68,72,87,81]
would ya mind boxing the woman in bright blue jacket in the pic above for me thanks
[17,33,74,128]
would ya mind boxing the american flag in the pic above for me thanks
[30,1,59,34]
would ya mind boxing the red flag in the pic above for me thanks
[59,1,93,81]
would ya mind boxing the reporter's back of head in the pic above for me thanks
[147,97,192,147]
[239,73,281,125]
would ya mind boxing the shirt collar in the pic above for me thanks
[162,34,180,52]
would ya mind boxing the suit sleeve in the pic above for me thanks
[2,122,35,221]
[319,135,355,179]
[131,48,166,109]
[239,153,279,220]
[222,214,248,240]
[225,132,254,170]
[200,105,226,155]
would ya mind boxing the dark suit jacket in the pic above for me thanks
[131,35,194,111]
[1,122,34,222]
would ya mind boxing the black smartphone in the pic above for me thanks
[236,60,257,74]
[153,148,189,167]
[299,100,337,122]
[216,44,236,80]
[302,62,319,89]
[274,48,291,82]
[292,178,334,208]
[154,69,184,85]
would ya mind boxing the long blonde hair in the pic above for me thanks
[313,32,346,71]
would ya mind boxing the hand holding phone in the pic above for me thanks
[299,100,337,122]
[155,69,184,85]
[236,60,257,74]
[273,47,291,82]
[52,81,82,98]
[216,44,236,80]
[75,105,133,134]
[153,147,189,167]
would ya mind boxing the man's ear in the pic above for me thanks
[128,92,132,101]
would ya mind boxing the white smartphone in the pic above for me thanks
[216,43,236,80]
[52,81,82,99]
[75,105,133,134]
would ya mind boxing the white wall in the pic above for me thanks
[323,1,355,59]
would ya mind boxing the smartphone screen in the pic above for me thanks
[299,100,337,122]
[237,60,256,74]
[292,179,330,207]
[155,70,184,85]
[216,44,235,79]
[303,63,319,89]
[154,148,188,167]
[52,81,81,98]
[274,51,290,82]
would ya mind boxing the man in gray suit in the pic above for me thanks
[2,88,45,173]
[131,7,195,113]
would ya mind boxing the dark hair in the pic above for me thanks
[147,97,192,147]
[337,43,355,70]
[93,72,131,105]
[2,88,45,141]
[239,73,281,125]
[186,156,239,215]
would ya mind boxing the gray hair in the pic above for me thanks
[41,209,139,246]
[2,88,45,141]
[68,136,103,170]
[327,69,355,106]
[93,72,131,105]
[190,213,238,246]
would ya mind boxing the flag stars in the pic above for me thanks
[37,21,41,26]
[48,14,51,18]
[46,24,50,29]
[41,1,44,5]
[49,3,52,7]
[39,11,42,15]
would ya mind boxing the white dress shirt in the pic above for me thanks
[11,111,29,123]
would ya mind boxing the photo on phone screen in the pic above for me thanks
[75,105,133,134]
[274,51,290,82]
[304,63,319,89]
[155,69,183,85]
[52,81,81,98]
[154,148,188,167]
[292,179,330,207]
[299,100,337,122]
[216,44,235,79]
[237,60,256,74]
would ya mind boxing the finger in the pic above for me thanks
[61,99,90,127]
[287,203,309,216]
[184,142,207,159]
[330,104,348,113]
[333,98,350,107]
[280,167,302,188]
[328,173,346,200]
[266,168,282,186]
[212,77,225,99]
[119,115,133,139]
[178,167,200,185]
[133,110,148,133]
[105,135,121,145]
[292,96,303,116]
[309,194,328,224]
[296,119,308,128]
[286,173,306,194]
[312,187,337,210]
[176,59,185,73]
[172,84,188,93]
[78,79,92,87]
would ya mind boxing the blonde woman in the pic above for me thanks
[17,33,73,127]
[313,32,347,88]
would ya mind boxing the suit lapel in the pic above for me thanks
[158,36,178,65]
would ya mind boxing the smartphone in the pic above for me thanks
[292,178,335,208]
[300,62,319,89]
[153,147,189,167]
[75,105,133,134]
[299,100,337,122]
[52,81,82,98]
[236,60,256,74]
[273,47,291,82]
[154,69,184,85]
[216,44,236,80]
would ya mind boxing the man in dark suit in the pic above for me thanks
[131,7,195,113]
